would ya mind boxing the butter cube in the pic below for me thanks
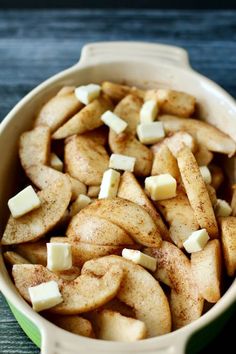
[200,166,212,184]
[8,185,41,218]
[99,169,120,199]
[75,84,101,105]
[122,248,157,272]
[214,199,232,217]
[70,194,92,216]
[137,122,165,144]
[101,111,128,134]
[145,174,177,201]
[28,280,63,312]
[140,100,159,123]
[109,154,136,172]
[47,243,72,271]
[183,229,210,253]
[50,153,63,172]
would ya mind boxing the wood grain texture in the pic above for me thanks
[0,9,235,354]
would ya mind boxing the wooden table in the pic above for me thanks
[0,9,235,354]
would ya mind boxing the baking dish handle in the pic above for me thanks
[78,41,191,69]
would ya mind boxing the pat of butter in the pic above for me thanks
[47,243,72,271]
[145,174,177,201]
[99,169,120,199]
[183,229,210,253]
[109,154,136,172]
[137,122,165,144]
[122,248,157,272]
[70,194,92,216]
[140,100,158,123]
[101,111,128,134]
[200,166,212,184]
[50,153,63,172]
[214,199,232,217]
[75,84,101,105]
[28,280,63,312]
[8,185,41,218]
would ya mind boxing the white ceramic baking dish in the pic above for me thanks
[0,42,236,354]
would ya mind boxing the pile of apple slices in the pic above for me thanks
[1,81,236,342]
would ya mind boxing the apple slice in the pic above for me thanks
[117,171,170,241]
[25,164,86,201]
[177,146,218,238]
[46,314,94,338]
[64,135,109,186]
[191,239,221,303]
[2,177,71,245]
[156,186,199,248]
[12,263,123,314]
[145,242,204,329]
[35,88,83,132]
[82,255,171,337]
[151,144,180,181]
[52,95,112,139]
[159,115,236,157]
[50,237,125,267]
[19,126,50,169]
[80,198,162,247]
[66,213,134,245]
[219,217,236,276]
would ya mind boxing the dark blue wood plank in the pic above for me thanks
[0,9,235,354]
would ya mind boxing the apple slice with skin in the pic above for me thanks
[191,239,221,303]
[12,263,123,315]
[80,198,162,247]
[145,242,204,329]
[117,171,170,241]
[2,177,71,245]
[82,255,171,337]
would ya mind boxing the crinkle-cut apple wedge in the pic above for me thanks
[82,256,171,337]
[194,144,213,166]
[12,263,123,315]
[101,81,144,102]
[219,217,236,277]
[145,242,204,330]
[19,126,50,169]
[88,309,147,341]
[14,240,47,266]
[146,89,196,117]
[50,237,125,267]
[191,239,221,303]
[52,95,113,139]
[159,115,236,157]
[46,314,94,338]
[25,164,86,201]
[1,177,71,245]
[66,213,134,246]
[109,131,153,177]
[113,94,143,135]
[80,198,162,247]
[64,135,109,186]
[117,171,170,241]
[156,186,199,248]
[4,251,30,266]
[151,144,180,182]
[177,146,218,238]
[151,131,197,157]
[34,88,83,133]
